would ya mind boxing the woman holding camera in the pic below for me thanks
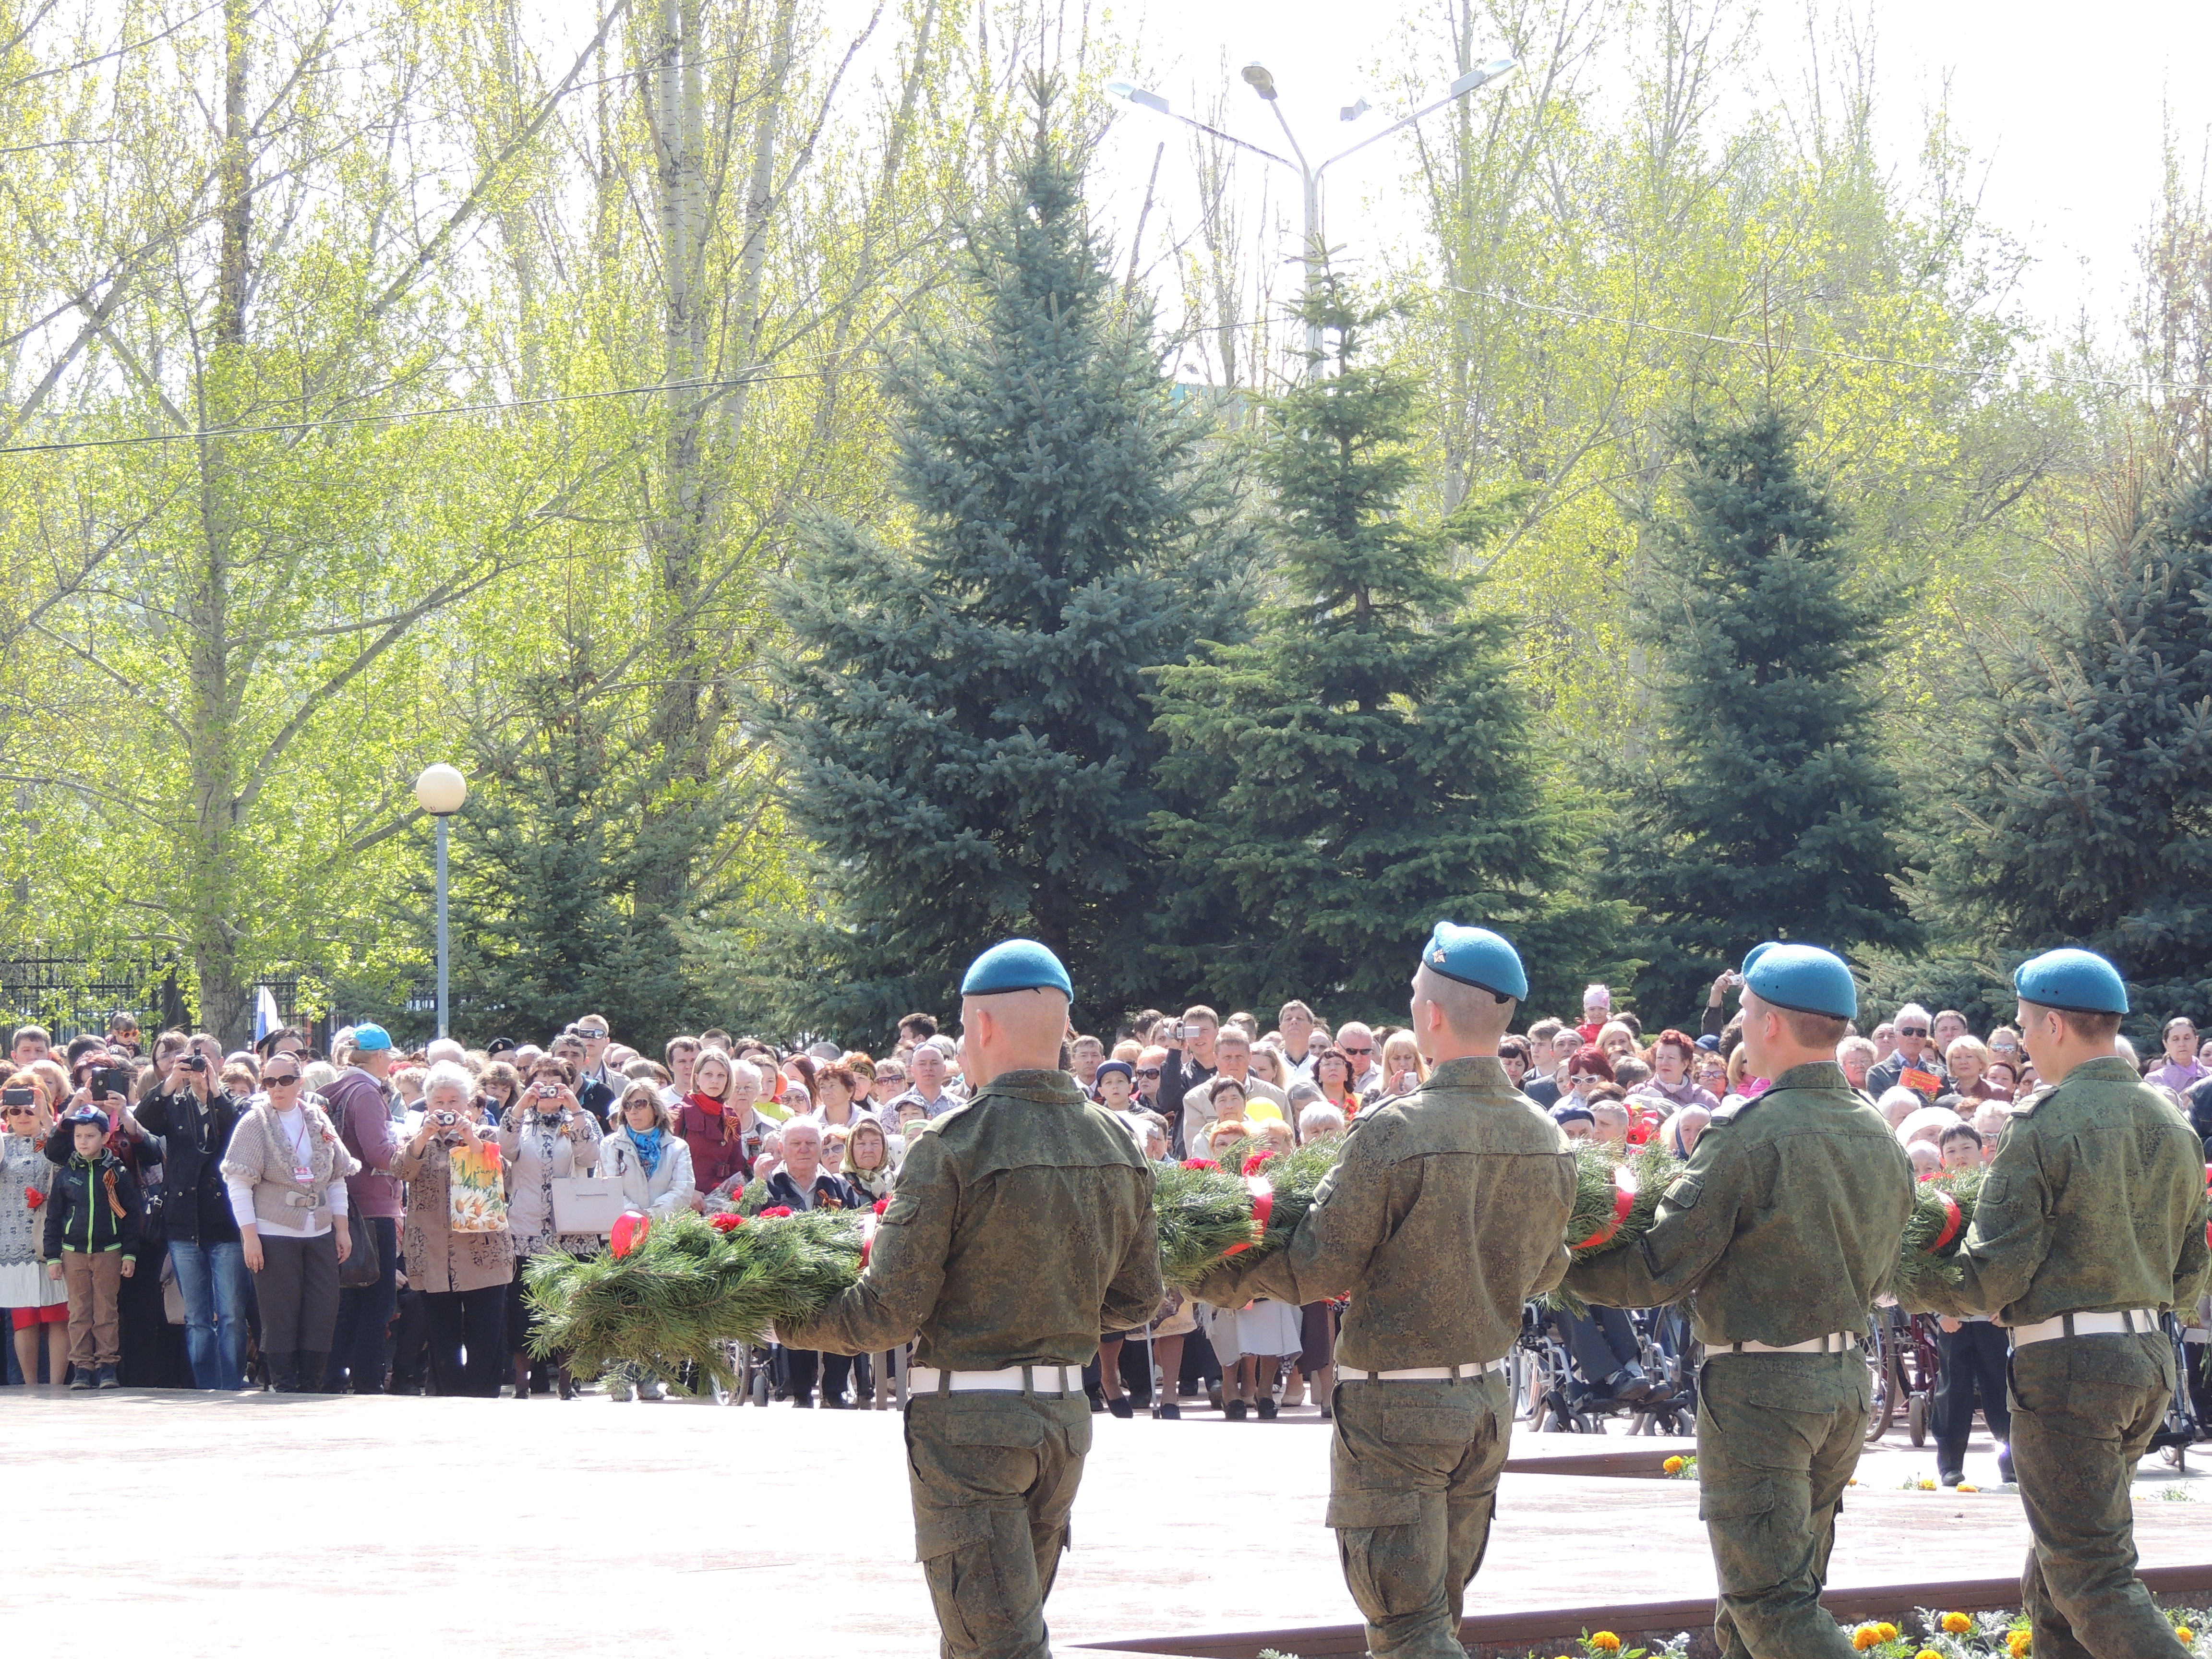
[496,1056,601,1399]
[391,1062,514,1397]
[219,1058,359,1391]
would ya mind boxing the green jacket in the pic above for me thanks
[780,1069,1161,1370]
[1568,1061,1913,1346]
[1191,1055,1574,1373]
[1903,1056,2212,1324]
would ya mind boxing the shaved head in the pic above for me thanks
[1412,964,1516,1045]
[960,988,1071,1088]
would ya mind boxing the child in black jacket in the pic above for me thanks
[42,1107,143,1389]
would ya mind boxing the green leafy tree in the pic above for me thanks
[1602,405,1918,1020]
[1148,284,1598,1021]
[1937,473,2212,1027]
[754,100,1253,1041]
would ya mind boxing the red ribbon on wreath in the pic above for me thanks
[1569,1165,1638,1252]
[1923,1189,1963,1253]
[1218,1174,1278,1259]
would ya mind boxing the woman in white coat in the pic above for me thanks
[593,1082,695,1400]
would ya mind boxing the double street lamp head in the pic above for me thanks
[415,763,467,817]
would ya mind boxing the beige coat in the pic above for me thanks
[392,1125,515,1294]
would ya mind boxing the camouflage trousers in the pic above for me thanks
[905,1388,1093,1659]
[2008,1330,2176,1659]
[1325,1370,1512,1659]
[1694,1351,1869,1659]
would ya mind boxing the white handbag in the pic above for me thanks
[550,1175,623,1237]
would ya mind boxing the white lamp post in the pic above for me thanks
[1109,56,1517,375]
[414,763,468,1038]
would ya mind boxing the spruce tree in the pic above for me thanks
[1940,473,2212,1025]
[342,641,749,1045]
[1602,406,1918,1018]
[1147,284,1589,1019]
[754,103,1251,1040]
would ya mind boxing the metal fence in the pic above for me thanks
[0,958,302,1045]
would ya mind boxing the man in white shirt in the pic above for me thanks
[1277,1001,1318,1077]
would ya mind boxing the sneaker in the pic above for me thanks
[1156,1402,1181,1420]
[1939,1470,1963,1488]
[1224,1399,1247,1420]
[68,1368,94,1391]
[95,1365,120,1390]
[1107,1396,1133,1419]
[1255,1397,1278,1420]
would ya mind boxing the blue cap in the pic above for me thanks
[1551,1103,1595,1127]
[64,1105,108,1130]
[2013,947,2128,1016]
[351,1023,393,1052]
[960,938,1073,1002]
[1421,920,1528,1001]
[1741,941,1857,1021]
[1093,1059,1134,1086]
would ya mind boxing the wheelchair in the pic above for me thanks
[1517,1302,1697,1437]
[1864,1305,1942,1445]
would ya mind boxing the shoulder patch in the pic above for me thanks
[1708,1095,1757,1126]
[2009,1085,2055,1118]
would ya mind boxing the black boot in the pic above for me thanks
[296,1351,329,1392]
[265,1351,299,1393]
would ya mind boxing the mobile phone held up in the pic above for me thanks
[95,1066,133,1101]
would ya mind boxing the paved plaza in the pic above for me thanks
[3,1387,2206,1657]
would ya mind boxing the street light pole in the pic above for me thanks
[1110,56,1518,379]
[413,764,468,1039]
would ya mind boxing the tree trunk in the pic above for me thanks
[186,0,255,1046]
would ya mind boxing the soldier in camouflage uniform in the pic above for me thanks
[1194,923,1576,1659]
[1902,948,2212,1659]
[1568,943,1915,1659]
[782,939,1161,1659]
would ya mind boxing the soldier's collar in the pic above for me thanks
[1772,1060,1849,1090]
[1427,1055,1509,1086]
[980,1068,1085,1103]
[2063,1056,2139,1081]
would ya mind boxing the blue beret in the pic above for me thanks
[1551,1103,1595,1127]
[961,938,1073,1002]
[1421,920,1528,1000]
[1742,941,1856,1021]
[351,1022,393,1052]
[2013,947,2128,1016]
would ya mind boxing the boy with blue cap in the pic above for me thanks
[779,938,1161,1659]
[1567,941,1913,1659]
[1190,921,1576,1659]
[1900,946,2210,1659]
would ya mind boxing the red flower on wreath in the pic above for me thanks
[1180,1158,1218,1171]
[758,1205,794,1218]
[708,1212,745,1232]
[873,1197,890,1214]
[24,1188,43,1209]
[1242,1152,1276,1177]
[1623,1125,1652,1147]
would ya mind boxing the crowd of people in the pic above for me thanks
[1,985,2207,1440]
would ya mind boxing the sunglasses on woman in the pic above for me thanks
[265,1071,302,1087]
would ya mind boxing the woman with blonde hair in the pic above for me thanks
[1362,1031,1428,1106]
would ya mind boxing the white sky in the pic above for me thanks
[1091,0,2212,350]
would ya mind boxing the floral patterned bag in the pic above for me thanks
[448,1138,510,1234]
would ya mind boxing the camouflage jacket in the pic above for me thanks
[779,1068,1161,1370]
[1904,1056,2212,1324]
[1192,1055,1574,1373]
[1568,1061,1913,1347]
